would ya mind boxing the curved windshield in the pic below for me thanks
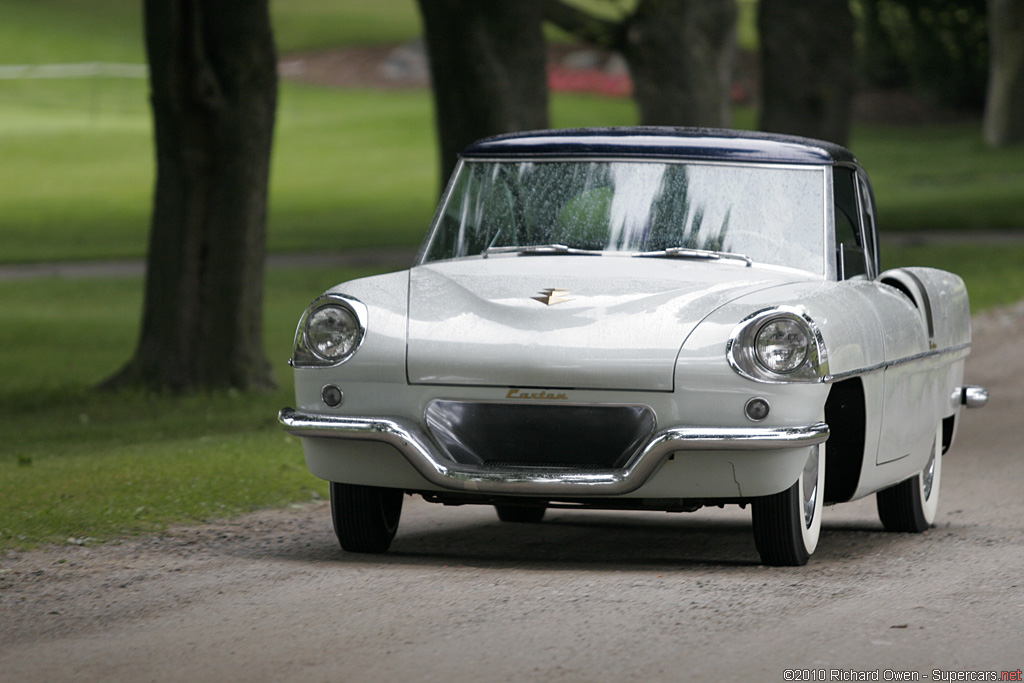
[422,159,826,274]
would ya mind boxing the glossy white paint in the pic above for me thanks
[406,256,807,391]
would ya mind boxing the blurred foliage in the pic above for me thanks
[859,0,989,110]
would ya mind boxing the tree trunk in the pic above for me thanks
[860,0,908,89]
[984,0,1024,146]
[623,0,737,127]
[544,0,738,128]
[103,0,277,392]
[417,0,549,183]
[758,0,856,145]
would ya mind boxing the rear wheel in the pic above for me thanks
[877,424,942,533]
[752,444,825,566]
[330,482,403,553]
[494,504,546,523]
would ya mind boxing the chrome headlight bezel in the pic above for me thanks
[726,306,829,383]
[290,294,368,368]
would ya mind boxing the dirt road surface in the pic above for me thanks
[2,303,1022,682]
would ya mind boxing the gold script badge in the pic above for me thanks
[532,288,572,306]
[506,388,568,401]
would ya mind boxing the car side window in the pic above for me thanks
[832,166,867,280]
[856,171,879,277]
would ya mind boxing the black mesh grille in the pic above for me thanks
[425,400,656,470]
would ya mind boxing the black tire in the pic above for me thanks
[877,425,942,533]
[752,444,825,567]
[329,482,403,553]
[494,504,546,523]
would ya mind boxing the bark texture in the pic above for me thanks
[758,0,856,145]
[417,0,549,183]
[624,0,737,127]
[984,0,1024,146]
[545,0,738,128]
[104,0,278,392]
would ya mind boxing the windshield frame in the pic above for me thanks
[416,156,831,277]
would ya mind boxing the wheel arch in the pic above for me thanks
[878,266,971,351]
[824,376,867,504]
[942,413,956,455]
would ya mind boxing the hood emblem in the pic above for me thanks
[532,288,572,306]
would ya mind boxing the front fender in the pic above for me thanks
[291,270,411,410]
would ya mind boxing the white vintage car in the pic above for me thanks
[280,127,987,566]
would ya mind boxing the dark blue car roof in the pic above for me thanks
[460,127,858,166]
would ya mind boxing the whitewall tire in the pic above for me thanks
[877,424,942,533]
[752,443,825,566]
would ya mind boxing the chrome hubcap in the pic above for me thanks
[801,445,819,529]
[922,441,936,501]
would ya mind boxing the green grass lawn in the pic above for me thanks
[0,0,142,64]
[0,78,640,263]
[0,0,423,64]
[0,266,383,550]
[1,76,1021,264]
[852,123,1024,233]
[0,0,750,61]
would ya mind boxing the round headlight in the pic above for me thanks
[305,305,361,361]
[755,318,810,374]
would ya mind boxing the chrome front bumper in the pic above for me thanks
[279,407,830,496]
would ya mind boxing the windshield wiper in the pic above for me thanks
[483,243,602,257]
[635,247,752,267]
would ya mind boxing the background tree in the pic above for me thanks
[758,0,856,145]
[860,0,988,111]
[545,0,738,127]
[984,0,1024,146]
[104,0,278,392]
[861,0,909,90]
[417,0,549,183]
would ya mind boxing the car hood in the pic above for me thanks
[406,256,802,391]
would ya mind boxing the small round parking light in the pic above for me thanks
[321,385,344,408]
[745,397,771,422]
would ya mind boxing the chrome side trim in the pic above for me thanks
[279,408,829,496]
[826,342,971,382]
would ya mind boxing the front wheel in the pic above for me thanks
[330,482,403,553]
[876,424,942,533]
[752,443,825,566]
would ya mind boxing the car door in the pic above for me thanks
[847,167,937,466]
[835,167,935,465]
